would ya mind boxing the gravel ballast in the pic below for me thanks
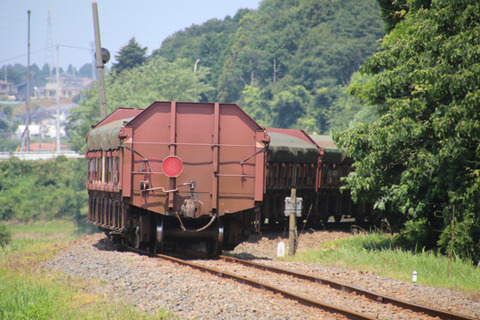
[43,231,480,319]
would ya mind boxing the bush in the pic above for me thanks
[0,157,88,222]
[0,223,11,247]
[394,218,438,252]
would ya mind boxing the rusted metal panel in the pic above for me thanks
[216,103,267,215]
[254,132,267,202]
[121,127,133,197]
[94,108,143,127]
[212,103,220,211]
[265,128,320,188]
[168,101,177,209]
[86,191,127,232]
[310,135,350,165]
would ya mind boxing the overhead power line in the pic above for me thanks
[0,44,91,65]
[0,49,47,64]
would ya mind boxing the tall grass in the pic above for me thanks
[0,220,176,320]
[0,272,60,320]
[292,232,480,297]
[6,219,93,242]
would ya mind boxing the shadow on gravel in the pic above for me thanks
[222,252,272,261]
[92,235,126,252]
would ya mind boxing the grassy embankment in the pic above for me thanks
[291,232,480,300]
[0,220,176,320]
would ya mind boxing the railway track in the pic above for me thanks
[128,247,477,320]
[218,255,477,320]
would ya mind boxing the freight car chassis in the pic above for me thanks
[88,188,255,256]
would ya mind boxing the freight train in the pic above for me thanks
[86,101,369,255]
[262,128,371,229]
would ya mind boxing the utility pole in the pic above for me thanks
[92,2,107,119]
[288,188,297,256]
[55,45,61,153]
[26,9,31,152]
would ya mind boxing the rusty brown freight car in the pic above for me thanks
[311,135,372,224]
[262,129,370,229]
[86,101,269,255]
[262,128,320,228]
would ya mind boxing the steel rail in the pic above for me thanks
[219,255,477,320]
[127,247,375,320]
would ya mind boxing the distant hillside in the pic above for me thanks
[153,0,385,133]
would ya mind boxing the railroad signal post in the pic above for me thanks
[285,189,302,256]
[92,2,108,119]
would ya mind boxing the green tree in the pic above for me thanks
[238,84,273,127]
[216,59,245,103]
[111,37,147,74]
[1,64,26,85]
[376,0,432,31]
[336,0,480,262]
[270,85,311,128]
[153,14,247,102]
[66,64,76,75]
[78,63,94,78]
[41,63,52,77]
[328,73,378,133]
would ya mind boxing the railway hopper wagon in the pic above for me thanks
[262,129,370,228]
[86,101,269,255]
[311,135,372,224]
[262,128,319,228]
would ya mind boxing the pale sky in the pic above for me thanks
[0,0,262,70]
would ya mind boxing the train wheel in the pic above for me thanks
[206,219,224,257]
[321,214,330,225]
[151,215,164,253]
[132,225,141,249]
[333,213,343,223]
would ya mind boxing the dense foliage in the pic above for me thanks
[0,157,87,222]
[336,0,480,262]
[153,0,385,132]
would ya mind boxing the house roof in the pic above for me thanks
[14,108,55,122]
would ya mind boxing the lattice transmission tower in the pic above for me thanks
[44,6,55,76]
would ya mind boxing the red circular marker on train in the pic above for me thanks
[162,156,183,177]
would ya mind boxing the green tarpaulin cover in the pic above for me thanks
[86,118,133,151]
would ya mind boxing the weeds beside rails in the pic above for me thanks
[289,231,480,299]
[0,219,176,320]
